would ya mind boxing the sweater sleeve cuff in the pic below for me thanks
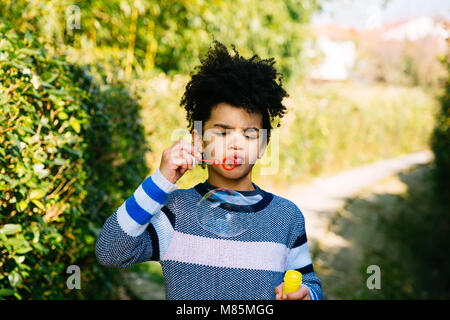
[304,285,318,300]
[152,168,178,194]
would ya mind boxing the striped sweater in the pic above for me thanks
[95,168,323,300]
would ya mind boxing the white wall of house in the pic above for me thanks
[309,37,356,81]
[381,16,449,41]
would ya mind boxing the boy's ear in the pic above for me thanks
[191,129,204,152]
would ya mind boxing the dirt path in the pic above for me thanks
[275,150,434,299]
[275,150,433,247]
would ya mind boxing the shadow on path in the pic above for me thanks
[313,163,450,299]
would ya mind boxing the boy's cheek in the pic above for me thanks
[248,145,262,164]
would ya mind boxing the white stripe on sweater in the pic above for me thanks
[285,242,312,270]
[151,168,178,193]
[117,168,177,237]
[150,210,174,258]
[117,202,150,237]
[134,184,164,215]
[161,231,289,272]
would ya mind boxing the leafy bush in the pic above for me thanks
[0,0,318,82]
[431,55,450,204]
[0,23,148,299]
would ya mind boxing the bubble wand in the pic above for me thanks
[191,155,238,171]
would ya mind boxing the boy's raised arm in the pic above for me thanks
[94,168,177,268]
[95,138,200,268]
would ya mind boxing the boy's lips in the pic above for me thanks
[228,155,244,165]
[235,157,244,165]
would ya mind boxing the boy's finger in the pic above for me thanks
[284,285,309,300]
[274,282,283,300]
[179,150,194,170]
[173,147,193,162]
[274,283,283,294]
[176,141,201,159]
[178,138,196,152]
[182,149,197,170]
[172,150,193,171]
[173,156,188,169]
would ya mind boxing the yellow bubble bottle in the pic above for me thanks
[282,270,302,295]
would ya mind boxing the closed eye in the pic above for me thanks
[214,129,259,139]
[244,129,259,140]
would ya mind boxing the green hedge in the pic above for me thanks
[0,23,148,299]
[431,55,450,204]
[0,0,318,82]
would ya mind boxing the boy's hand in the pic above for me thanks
[159,138,202,184]
[274,283,311,300]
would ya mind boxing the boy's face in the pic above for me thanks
[193,102,268,180]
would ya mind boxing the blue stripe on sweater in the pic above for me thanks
[310,287,317,300]
[125,194,152,225]
[296,263,314,275]
[293,233,307,248]
[142,176,168,205]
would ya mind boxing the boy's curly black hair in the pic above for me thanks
[180,40,289,142]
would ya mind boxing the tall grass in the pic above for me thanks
[262,81,438,188]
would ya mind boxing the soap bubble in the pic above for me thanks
[196,187,253,238]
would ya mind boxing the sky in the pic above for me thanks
[311,0,450,29]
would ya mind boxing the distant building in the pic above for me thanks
[307,16,449,82]
[309,37,356,81]
[307,24,357,81]
[381,16,449,42]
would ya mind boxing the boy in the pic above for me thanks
[95,41,323,300]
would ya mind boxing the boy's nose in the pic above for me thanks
[227,130,244,150]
